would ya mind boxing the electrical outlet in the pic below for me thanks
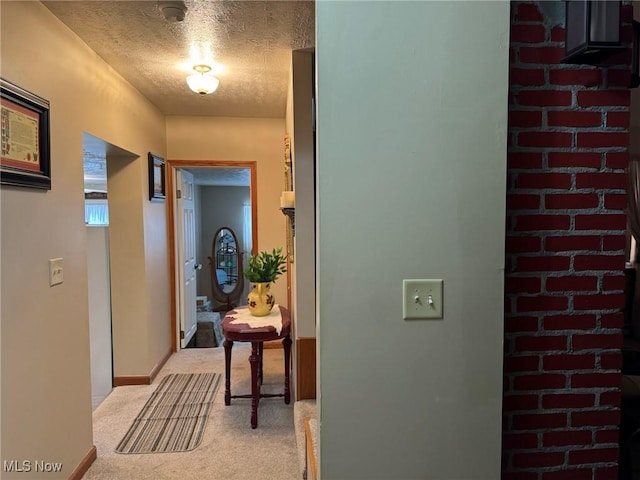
[49,258,63,286]
[402,279,443,320]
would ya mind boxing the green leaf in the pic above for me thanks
[244,247,287,283]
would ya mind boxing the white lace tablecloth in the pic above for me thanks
[228,305,283,335]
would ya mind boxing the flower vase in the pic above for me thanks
[247,282,274,317]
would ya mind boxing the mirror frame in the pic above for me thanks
[208,226,244,311]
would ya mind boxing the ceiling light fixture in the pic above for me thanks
[186,65,220,95]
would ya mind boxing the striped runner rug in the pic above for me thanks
[116,372,221,454]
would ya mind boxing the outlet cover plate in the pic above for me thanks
[403,279,443,320]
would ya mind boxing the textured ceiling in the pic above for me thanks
[84,152,250,189]
[83,132,136,191]
[55,1,315,187]
[185,167,250,186]
[84,155,250,189]
[43,0,315,118]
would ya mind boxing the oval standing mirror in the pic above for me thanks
[208,227,244,312]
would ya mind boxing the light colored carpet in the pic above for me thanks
[84,344,300,479]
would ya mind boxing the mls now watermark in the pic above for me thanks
[3,460,63,473]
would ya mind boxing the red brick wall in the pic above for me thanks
[504,2,632,478]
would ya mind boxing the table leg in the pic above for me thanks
[224,339,233,406]
[250,341,260,429]
[283,335,292,404]
[258,341,264,386]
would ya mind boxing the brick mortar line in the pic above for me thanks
[509,125,630,131]
[510,85,631,91]
[506,236,626,239]
[510,208,626,212]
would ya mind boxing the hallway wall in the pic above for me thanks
[166,116,288,307]
[86,226,112,410]
[0,2,167,477]
[316,2,509,478]
[286,50,317,401]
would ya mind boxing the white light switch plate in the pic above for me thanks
[403,279,443,320]
[49,258,63,286]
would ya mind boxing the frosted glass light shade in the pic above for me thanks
[186,73,219,95]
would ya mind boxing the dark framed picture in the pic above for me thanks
[148,152,166,201]
[1,78,51,190]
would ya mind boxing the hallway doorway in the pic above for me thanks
[166,160,257,352]
[82,132,138,409]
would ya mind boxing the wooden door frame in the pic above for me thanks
[166,159,258,352]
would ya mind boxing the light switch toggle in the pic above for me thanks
[403,279,443,320]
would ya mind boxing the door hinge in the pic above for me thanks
[180,330,185,339]
[176,189,182,199]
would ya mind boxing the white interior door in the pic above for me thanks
[177,169,197,348]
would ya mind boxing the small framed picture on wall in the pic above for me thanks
[148,152,165,201]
